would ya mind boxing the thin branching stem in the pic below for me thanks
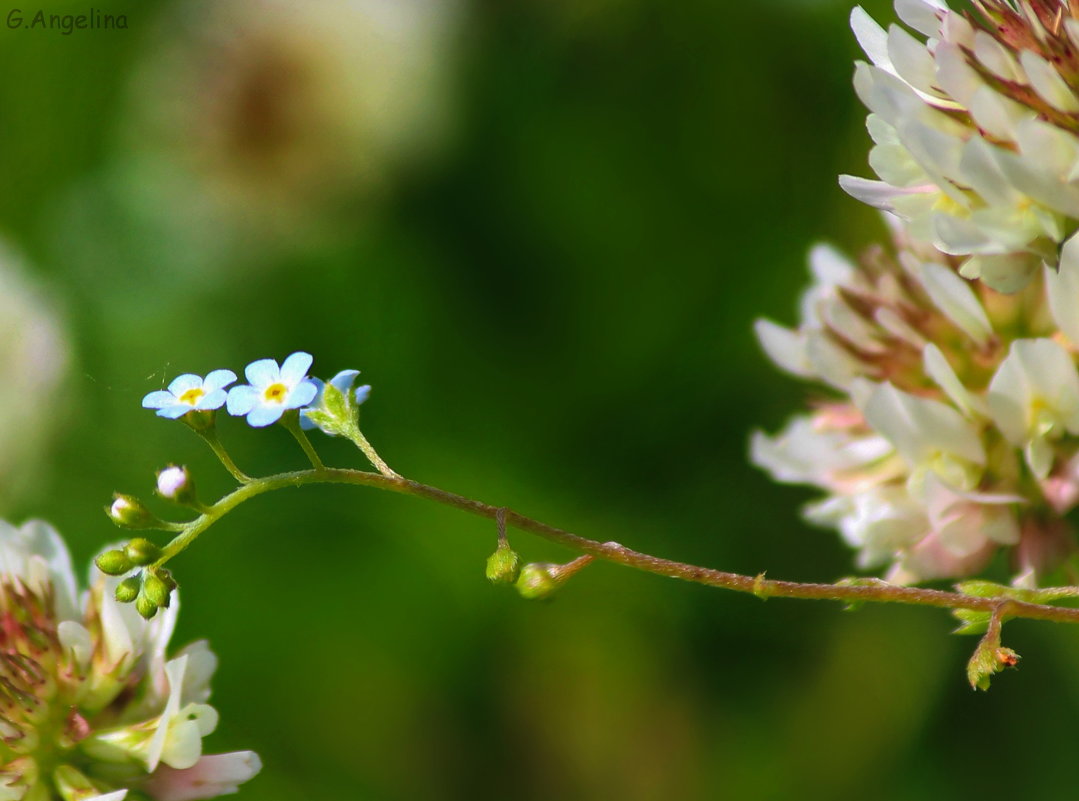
[151,466,1079,626]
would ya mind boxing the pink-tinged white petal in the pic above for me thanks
[143,751,262,801]
[839,175,932,210]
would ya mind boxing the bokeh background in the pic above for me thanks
[2,0,1074,798]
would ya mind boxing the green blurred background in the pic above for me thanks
[2,0,1075,798]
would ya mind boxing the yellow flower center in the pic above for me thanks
[264,382,288,403]
[178,387,205,406]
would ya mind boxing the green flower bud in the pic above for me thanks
[135,594,158,620]
[156,568,178,591]
[141,570,172,609]
[114,576,142,603]
[106,494,162,530]
[486,543,522,585]
[95,549,133,576]
[124,538,162,567]
[515,563,560,600]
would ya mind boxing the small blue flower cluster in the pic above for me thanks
[142,351,371,430]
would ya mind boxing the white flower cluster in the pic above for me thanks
[0,520,260,800]
[753,220,1079,584]
[754,0,1079,585]
[841,0,1079,293]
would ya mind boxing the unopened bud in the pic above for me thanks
[156,568,178,591]
[156,465,196,505]
[135,594,158,620]
[124,538,162,566]
[114,576,141,603]
[141,570,172,608]
[106,494,161,529]
[95,549,133,576]
[486,543,521,585]
[515,563,560,600]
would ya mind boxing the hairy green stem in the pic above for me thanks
[152,467,1079,626]
[196,429,252,484]
[345,428,399,479]
[281,415,325,470]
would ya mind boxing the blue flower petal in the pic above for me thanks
[143,390,178,409]
[203,369,238,393]
[167,374,202,395]
[280,352,314,385]
[299,414,317,430]
[247,405,284,428]
[285,379,318,409]
[198,388,229,410]
[244,359,280,387]
[226,385,259,416]
[355,385,372,404]
[158,405,191,420]
[328,370,360,393]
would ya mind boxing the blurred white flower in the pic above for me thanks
[751,230,1078,583]
[121,0,460,252]
[0,519,259,800]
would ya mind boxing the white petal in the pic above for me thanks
[839,175,931,210]
[888,24,937,95]
[851,8,892,70]
[973,30,1024,81]
[863,381,985,467]
[753,319,813,379]
[934,41,982,106]
[805,331,865,389]
[917,261,992,343]
[1045,233,1079,345]
[58,621,93,669]
[808,243,856,285]
[1019,50,1079,113]
[923,343,988,419]
[895,0,948,38]
[961,253,1041,293]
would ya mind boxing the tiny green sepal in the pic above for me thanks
[106,494,163,530]
[124,538,163,566]
[181,409,217,434]
[141,570,172,608]
[135,594,158,620]
[95,549,133,576]
[515,563,560,600]
[486,543,522,585]
[115,576,142,603]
